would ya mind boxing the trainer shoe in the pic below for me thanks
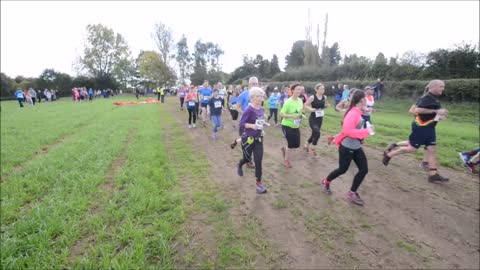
[327,135,334,145]
[237,162,243,177]
[284,160,292,168]
[193,124,196,128]
[247,161,255,169]
[419,161,429,171]
[188,124,192,129]
[382,151,391,166]
[321,178,332,195]
[256,182,267,194]
[347,191,364,206]
[386,142,397,152]
[463,162,479,175]
[459,152,470,163]
[428,173,449,183]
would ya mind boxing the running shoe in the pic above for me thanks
[230,139,237,149]
[382,151,391,166]
[247,161,255,169]
[281,147,286,159]
[459,152,470,163]
[428,173,449,183]
[212,133,217,141]
[188,124,192,129]
[284,160,292,168]
[347,191,364,206]
[327,135,334,145]
[237,162,243,176]
[256,182,267,194]
[193,124,196,128]
[386,142,397,152]
[463,163,479,175]
[419,161,429,171]
[321,178,332,195]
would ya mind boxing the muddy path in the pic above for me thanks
[164,100,479,269]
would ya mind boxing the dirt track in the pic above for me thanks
[165,99,479,269]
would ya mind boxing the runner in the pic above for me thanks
[231,77,259,148]
[185,86,198,128]
[236,86,268,194]
[208,89,226,140]
[279,83,305,168]
[304,83,331,155]
[267,87,280,126]
[198,80,213,128]
[361,85,375,127]
[178,84,187,110]
[228,86,240,129]
[320,90,374,206]
[383,80,449,183]
[327,89,359,144]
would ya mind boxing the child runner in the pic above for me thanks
[267,87,280,126]
[361,86,375,127]
[208,89,225,140]
[321,90,374,206]
[237,87,268,194]
[185,87,198,128]
[229,87,240,129]
[304,83,330,155]
[279,83,305,168]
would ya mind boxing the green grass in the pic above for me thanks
[0,97,258,269]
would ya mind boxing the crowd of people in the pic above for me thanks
[14,87,59,107]
[170,77,477,204]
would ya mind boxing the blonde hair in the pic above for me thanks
[249,86,265,99]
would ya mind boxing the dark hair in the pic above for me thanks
[344,90,365,120]
[290,83,302,91]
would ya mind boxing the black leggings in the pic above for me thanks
[230,109,239,120]
[327,144,368,192]
[267,108,278,123]
[239,138,263,182]
[307,115,323,145]
[188,108,196,124]
[180,98,184,108]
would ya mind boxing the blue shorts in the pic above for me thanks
[409,125,436,149]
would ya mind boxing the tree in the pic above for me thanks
[137,50,176,86]
[113,57,135,89]
[371,52,390,79]
[1,72,15,98]
[77,24,130,89]
[190,39,224,84]
[152,21,174,66]
[176,34,192,85]
[329,42,342,66]
[285,40,306,69]
[270,54,281,75]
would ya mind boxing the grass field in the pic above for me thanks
[1,95,478,269]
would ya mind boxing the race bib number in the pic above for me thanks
[255,119,265,130]
[293,118,301,128]
[188,101,195,106]
[315,109,324,117]
[214,101,222,108]
[203,96,209,101]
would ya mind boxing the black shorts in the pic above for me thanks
[409,125,436,149]
[282,125,300,149]
[201,103,208,108]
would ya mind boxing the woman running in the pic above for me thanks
[185,86,198,128]
[279,83,305,168]
[304,83,330,155]
[229,86,240,129]
[237,86,267,194]
[321,90,373,206]
[267,87,280,126]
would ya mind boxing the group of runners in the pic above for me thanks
[175,77,476,205]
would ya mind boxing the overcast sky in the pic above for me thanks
[1,1,479,78]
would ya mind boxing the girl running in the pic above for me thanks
[267,87,280,126]
[185,87,198,128]
[279,83,305,168]
[304,83,330,155]
[321,90,373,206]
[237,87,268,194]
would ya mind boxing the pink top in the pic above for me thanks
[334,107,369,147]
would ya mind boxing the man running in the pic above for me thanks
[383,80,449,183]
